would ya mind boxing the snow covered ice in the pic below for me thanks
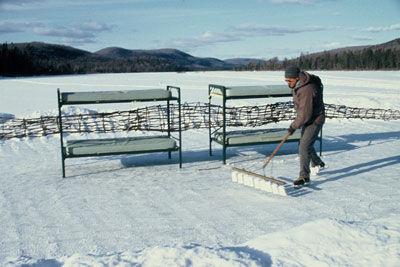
[1,71,399,266]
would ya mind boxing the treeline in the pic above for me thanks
[2,41,399,77]
[0,43,188,77]
[236,47,400,71]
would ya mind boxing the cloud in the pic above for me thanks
[0,0,44,9]
[163,24,328,50]
[232,24,326,36]
[0,22,24,34]
[270,0,318,5]
[161,31,240,50]
[269,0,339,5]
[323,42,341,49]
[58,37,96,45]
[0,0,39,5]
[363,23,400,32]
[0,21,41,34]
[73,21,113,32]
[351,35,373,41]
[0,19,112,45]
[32,21,113,44]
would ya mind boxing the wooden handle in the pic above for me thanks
[262,132,291,169]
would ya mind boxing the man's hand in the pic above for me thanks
[288,126,295,135]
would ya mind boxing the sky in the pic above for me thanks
[0,0,399,60]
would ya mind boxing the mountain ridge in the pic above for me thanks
[94,47,234,69]
[6,38,400,67]
[2,38,399,76]
[304,38,400,57]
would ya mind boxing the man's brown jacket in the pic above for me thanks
[290,71,325,130]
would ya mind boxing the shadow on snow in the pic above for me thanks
[64,131,399,180]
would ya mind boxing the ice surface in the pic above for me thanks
[1,71,399,266]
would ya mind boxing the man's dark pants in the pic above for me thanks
[299,123,324,178]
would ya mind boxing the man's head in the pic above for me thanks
[284,66,300,88]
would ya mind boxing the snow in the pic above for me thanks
[1,71,399,266]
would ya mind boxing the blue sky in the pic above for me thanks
[1,0,399,59]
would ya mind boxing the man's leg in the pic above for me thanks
[299,123,323,178]
[310,125,324,167]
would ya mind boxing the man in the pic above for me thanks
[284,66,326,187]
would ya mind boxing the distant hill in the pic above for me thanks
[228,38,400,68]
[224,58,265,66]
[1,42,233,76]
[95,47,234,69]
[1,38,399,76]
[236,38,400,71]
[305,38,400,58]
[8,42,94,60]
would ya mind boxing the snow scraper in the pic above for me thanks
[231,132,291,196]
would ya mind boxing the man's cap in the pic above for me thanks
[285,66,300,78]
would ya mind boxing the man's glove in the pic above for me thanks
[288,126,295,135]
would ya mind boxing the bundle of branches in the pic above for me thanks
[325,104,400,120]
[1,102,399,139]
